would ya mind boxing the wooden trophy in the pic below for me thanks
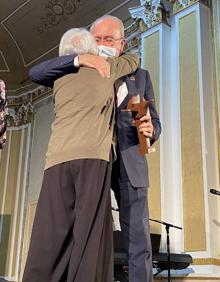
[123,95,155,155]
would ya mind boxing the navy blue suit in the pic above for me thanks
[111,70,161,282]
[29,55,161,282]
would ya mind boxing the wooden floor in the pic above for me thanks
[154,275,220,281]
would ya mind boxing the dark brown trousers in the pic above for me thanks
[22,159,113,282]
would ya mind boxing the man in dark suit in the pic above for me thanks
[29,15,161,282]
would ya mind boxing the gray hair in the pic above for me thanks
[90,15,125,38]
[59,28,98,56]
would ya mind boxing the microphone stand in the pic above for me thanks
[210,189,220,196]
[149,218,182,282]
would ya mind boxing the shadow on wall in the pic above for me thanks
[0,215,11,278]
[213,219,220,228]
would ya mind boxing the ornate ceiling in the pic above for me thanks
[0,0,139,93]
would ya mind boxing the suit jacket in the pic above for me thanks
[29,55,161,187]
[113,70,161,188]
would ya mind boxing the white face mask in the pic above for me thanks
[98,45,117,57]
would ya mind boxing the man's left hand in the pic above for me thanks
[139,115,154,138]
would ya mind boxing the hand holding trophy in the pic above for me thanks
[123,95,155,155]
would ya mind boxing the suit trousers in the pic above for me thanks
[22,159,113,282]
[112,156,153,282]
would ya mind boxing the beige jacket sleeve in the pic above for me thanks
[107,53,140,81]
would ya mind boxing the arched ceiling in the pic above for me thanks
[0,0,139,92]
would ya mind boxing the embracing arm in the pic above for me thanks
[29,55,78,87]
[29,54,110,88]
[109,53,139,80]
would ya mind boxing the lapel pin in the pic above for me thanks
[130,75,135,81]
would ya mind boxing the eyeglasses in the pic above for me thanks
[95,36,124,45]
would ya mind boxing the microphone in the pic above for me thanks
[210,189,220,196]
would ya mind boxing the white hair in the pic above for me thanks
[90,15,125,38]
[59,28,98,56]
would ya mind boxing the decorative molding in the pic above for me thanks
[124,21,141,60]
[125,21,140,38]
[173,0,211,14]
[33,0,85,34]
[7,102,33,126]
[128,0,171,31]
[124,36,141,52]
[7,86,52,126]
[128,0,211,27]
[16,102,33,126]
[7,84,51,98]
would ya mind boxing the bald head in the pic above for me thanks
[90,15,125,57]
[90,15,124,38]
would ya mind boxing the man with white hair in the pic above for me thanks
[22,28,139,282]
[29,15,161,282]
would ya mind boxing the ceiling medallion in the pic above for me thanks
[52,4,64,15]
[34,0,84,34]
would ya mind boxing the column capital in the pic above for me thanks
[128,0,171,31]
[7,85,52,126]
[128,0,211,31]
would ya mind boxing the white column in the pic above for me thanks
[141,23,184,253]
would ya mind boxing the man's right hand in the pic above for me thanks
[78,54,110,78]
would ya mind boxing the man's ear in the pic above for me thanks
[120,39,126,54]
[121,39,126,49]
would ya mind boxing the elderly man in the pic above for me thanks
[23,28,139,282]
[29,15,161,282]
